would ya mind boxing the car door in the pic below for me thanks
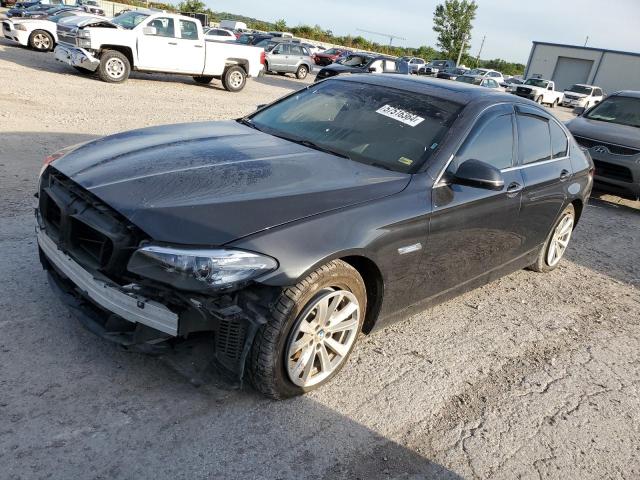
[419,104,525,300]
[269,43,288,70]
[289,44,305,71]
[172,18,205,74]
[513,105,572,254]
[137,17,181,71]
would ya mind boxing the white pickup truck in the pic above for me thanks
[511,78,564,107]
[53,10,264,91]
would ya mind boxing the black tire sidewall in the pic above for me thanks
[98,50,130,83]
[531,204,575,272]
[222,66,246,92]
[29,30,53,51]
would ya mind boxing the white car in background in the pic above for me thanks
[562,84,605,109]
[467,68,505,85]
[204,27,235,42]
[2,9,98,51]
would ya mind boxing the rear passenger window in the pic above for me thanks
[291,45,303,55]
[179,20,199,40]
[550,121,568,158]
[454,114,514,171]
[517,114,552,164]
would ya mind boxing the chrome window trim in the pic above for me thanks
[501,155,570,172]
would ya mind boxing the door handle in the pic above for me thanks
[168,41,177,45]
[559,169,570,181]
[506,182,523,195]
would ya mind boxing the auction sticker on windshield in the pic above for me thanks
[376,105,425,127]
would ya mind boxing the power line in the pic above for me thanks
[356,28,406,46]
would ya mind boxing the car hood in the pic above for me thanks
[51,121,410,245]
[566,116,640,149]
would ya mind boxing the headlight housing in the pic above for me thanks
[15,24,28,31]
[77,29,91,38]
[127,245,278,292]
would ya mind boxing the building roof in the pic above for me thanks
[531,41,640,58]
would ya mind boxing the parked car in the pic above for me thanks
[302,42,323,56]
[566,91,640,199]
[455,74,503,90]
[313,47,351,66]
[418,59,456,76]
[235,32,272,46]
[2,8,92,51]
[562,84,605,109]
[466,68,505,85]
[36,75,592,398]
[512,78,564,107]
[20,3,70,18]
[502,76,524,92]
[219,19,247,31]
[204,27,236,42]
[53,11,265,91]
[436,67,469,80]
[264,42,313,79]
[399,56,426,74]
[268,31,293,39]
[6,0,63,17]
[315,53,401,81]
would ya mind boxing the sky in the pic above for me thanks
[208,0,640,63]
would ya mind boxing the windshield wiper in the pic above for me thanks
[273,135,351,160]
[237,117,262,132]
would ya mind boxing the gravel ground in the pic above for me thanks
[1,33,640,480]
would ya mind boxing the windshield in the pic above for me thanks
[585,96,640,128]
[468,68,487,76]
[323,48,341,55]
[432,61,447,67]
[111,11,149,29]
[338,55,372,67]
[567,85,593,95]
[247,80,461,173]
[456,76,482,85]
[524,79,549,88]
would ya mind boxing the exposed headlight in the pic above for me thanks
[15,24,28,31]
[77,38,91,48]
[127,245,278,292]
[77,29,91,38]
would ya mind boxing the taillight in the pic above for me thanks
[260,51,265,65]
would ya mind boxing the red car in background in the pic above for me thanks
[313,47,352,66]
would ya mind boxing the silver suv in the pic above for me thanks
[265,42,313,79]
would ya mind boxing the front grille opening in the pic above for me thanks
[593,160,633,183]
[216,318,247,362]
[574,136,640,156]
[70,218,114,269]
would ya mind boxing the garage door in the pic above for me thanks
[552,57,593,91]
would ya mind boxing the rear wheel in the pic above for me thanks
[248,260,366,399]
[193,75,214,84]
[551,98,558,108]
[29,30,53,51]
[529,204,575,272]
[221,65,246,92]
[535,96,543,104]
[296,64,308,79]
[97,50,130,83]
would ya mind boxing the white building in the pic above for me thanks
[524,41,640,93]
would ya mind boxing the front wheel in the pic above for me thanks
[529,204,575,272]
[221,65,246,92]
[29,30,53,51]
[97,50,130,83]
[248,260,366,399]
[296,64,308,79]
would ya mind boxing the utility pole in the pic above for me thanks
[456,37,466,66]
[475,35,486,67]
[584,35,589,47]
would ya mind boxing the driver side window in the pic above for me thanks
[147,17,175,38]
[449,114,515,173]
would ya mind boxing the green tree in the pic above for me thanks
[274,18,287,31]
[178,0,205,12]
[432,0,478,60]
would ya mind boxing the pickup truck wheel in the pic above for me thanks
[247,259,366,399]
[98,50,130,83]
[193,75,214,84]
[535,96,543,104]
[221,65,246,92]
[29,30,53,51]
[295,65,308,79]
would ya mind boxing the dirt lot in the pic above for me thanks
[1,33,640,480]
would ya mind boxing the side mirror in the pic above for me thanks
[452,159,504,190]
[573,106,586,116]
[142,26,156,35]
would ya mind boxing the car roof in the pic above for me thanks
[333,74,517,105]
[612,90,640,98]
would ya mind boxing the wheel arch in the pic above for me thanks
[225,58,249,74]
[100,45,134,67]
[339,255,384,334]
[571,198,584,226]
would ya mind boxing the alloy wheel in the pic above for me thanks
[547,212,574,267]
[33,33,50,50]
[286,289,360,387]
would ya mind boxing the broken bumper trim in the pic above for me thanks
[37,227,179,336]
[54,44,100,71]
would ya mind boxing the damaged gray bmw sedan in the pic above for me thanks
[36,75,593,398]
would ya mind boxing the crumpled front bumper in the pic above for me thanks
[54,44,100,71]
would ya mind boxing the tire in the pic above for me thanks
[193,75,214,84]
[29,30,53,51]
[296,64,308,79]
[551,99,558,108]
[97,50,130,83]
[528,204,575,273]
[221,65,246,92]
[248,259,367,399]
[264,61,269,72]
[535,96,543,104]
